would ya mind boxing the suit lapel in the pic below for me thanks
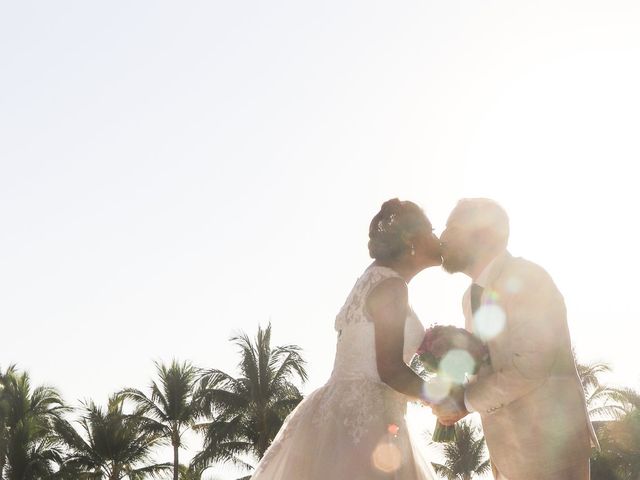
[464,252,513,334]
[475,252,513,359]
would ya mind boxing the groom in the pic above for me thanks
[433,198,598,480]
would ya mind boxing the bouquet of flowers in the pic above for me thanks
[417,325,490,442]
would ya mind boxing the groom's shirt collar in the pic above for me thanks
[474,250,508,288]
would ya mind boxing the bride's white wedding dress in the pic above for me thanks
[252,266,436,480]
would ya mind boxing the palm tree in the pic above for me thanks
[572,355,640,479]
[0,365,17,478]
[576,359,628,420]
[192,324,307,476]
[4,415,64,480]
[431,420,491,480]
[0,366,67,480]
[590,388,640,480]
[118,360,202,480]
[55,395,171,479]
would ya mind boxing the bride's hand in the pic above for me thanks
[432,397,469,425]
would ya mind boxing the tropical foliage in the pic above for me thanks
[119,360,202,480]
[571,356,640,480]
[192,324,307,475]
[431,420,491,480]
[0,366,67,480]
[590,388,640,480]
[577,359,629,420]
[54,395,170,479]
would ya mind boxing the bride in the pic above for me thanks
[252,199,442,480]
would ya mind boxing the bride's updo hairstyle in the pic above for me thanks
[368,198,430,261]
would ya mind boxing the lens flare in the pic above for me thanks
[372,442,402,473]
[422,375,452,403]
[387,423,400,436]
[473,304,506,341]
[439,349,476,384]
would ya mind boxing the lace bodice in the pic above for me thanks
[331,265,424,382]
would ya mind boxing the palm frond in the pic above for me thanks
[193,325,306,471]
[429,420,490,479]
[126,461,173,479]
[269,349,308,391]
[431,462,453,478]
[118,388,168,423]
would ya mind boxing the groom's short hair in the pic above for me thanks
[453,198,510,246]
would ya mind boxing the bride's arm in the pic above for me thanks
[367,277,430,403]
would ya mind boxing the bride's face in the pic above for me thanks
[412,225,442,267]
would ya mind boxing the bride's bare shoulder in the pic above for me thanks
[366,276,407,314]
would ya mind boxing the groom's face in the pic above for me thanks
[440,214,477,274]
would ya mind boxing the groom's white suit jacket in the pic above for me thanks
[463,252,598,479]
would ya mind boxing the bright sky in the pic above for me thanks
[2,1,640,478]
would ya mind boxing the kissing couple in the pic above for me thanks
[251,198,598,480]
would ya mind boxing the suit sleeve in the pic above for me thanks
[465,267,566,414]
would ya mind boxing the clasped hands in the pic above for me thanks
[431,385,469,426]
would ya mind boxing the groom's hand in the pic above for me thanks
[433,386,469,426]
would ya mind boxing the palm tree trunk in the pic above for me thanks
[257,408,269,458]
[173,442,179,480]
[110,464,120,480]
